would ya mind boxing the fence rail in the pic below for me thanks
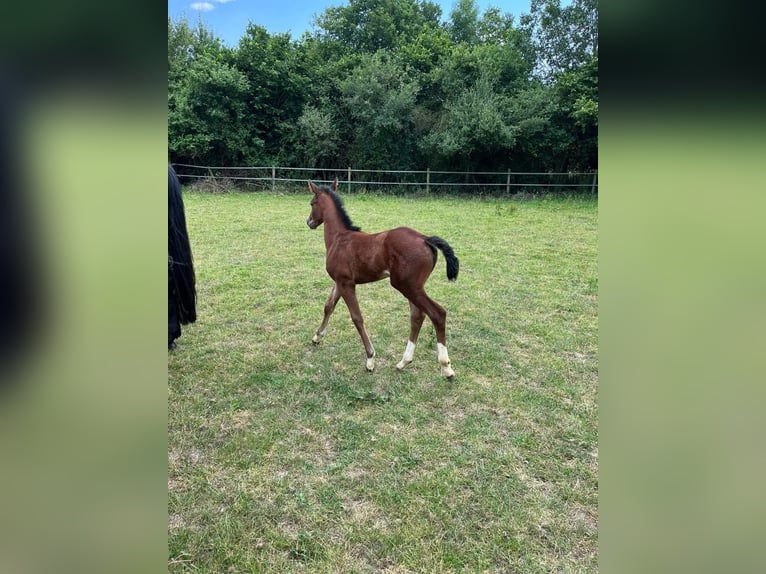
[171,164,598,194]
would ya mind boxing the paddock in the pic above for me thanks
[168,190,598,572]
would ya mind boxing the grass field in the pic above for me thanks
[168,190,598,573]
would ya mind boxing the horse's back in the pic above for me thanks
[384,227,431,254]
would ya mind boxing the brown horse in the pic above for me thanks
[306,178,459,380]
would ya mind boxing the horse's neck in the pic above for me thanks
[323,220,345,249]
[322,202,349,249]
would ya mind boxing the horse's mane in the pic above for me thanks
[321,186,361,232]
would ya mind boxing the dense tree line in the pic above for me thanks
[168,0,597,173]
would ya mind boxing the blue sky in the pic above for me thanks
[168,0,536,47]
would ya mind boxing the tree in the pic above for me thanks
[166,1,598,179]
[396,23,452,76]
[315,0,441,53]
[521,0,598,79]
[168,17,255,166]
[339,52,421,168]
[422,76,515,171]
[517,0,598,169]
[552,53,598,170]
[295,105,339,168]
[168,52,254,166]
[505,82,564,171]
[168,16,226,90]
[448,0,480,45]
[234,24,307,163]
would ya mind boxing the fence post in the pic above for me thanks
[347,166,351,194]
[208,167,222,193]
[426,168,430,194]
[506,169,511,195]
[591,172,598,194]
[272,166,275,191]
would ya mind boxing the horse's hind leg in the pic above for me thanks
[338,283,376,371]
[396,301,425,371]
[313,283,341,344]
[411,290,455,380]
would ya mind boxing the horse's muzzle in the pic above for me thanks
[306,217,316,229]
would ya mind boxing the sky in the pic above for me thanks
[167,0,536,47]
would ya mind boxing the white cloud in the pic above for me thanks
[189,0,232,11]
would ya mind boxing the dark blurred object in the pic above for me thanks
[0,1,163,93]
[601,1,766,106]
[168,165,196,349]
[0,73,41,388]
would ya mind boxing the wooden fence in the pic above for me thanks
[171,164,598,194]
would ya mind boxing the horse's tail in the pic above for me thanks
[169,165,197,325]
[425,236,459,282]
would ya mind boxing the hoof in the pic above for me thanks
[441,365,455,380]
[366,356,375,372]
[311,335,321,345]
[395,360,410,371]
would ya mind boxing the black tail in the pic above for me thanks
[168,165,196,327]
[425,236,459,282]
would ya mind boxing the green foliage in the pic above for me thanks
[315,0,440,53]
[340,52,420,168]
[167,1,598,173]
[234,25,309,163]
[423,76,514,169]
[395,23,452,75]
[573,95,598,130]
[551,53,598,169]
[295,105,338,168]
[168,52,254,165]
[522,0,598,79]
[556,54,598,129]
[168,16,224,89]
[436,41,530,96]
[448,0,480,44]
[505,83,565,171]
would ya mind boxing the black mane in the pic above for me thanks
[321,186,361,231]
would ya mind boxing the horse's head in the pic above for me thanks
[306,178,338,229]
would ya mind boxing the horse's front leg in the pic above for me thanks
[313,283,340,344]
[338,283,376,371]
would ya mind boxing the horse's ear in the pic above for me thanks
[308,180,319,195]
[332,177,338,192]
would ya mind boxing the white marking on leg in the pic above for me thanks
[396,340,416,370]
[437,342,455,379]
[312,328,325,344]
[366,348,376,372]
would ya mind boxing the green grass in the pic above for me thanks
[168,191,598,573]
